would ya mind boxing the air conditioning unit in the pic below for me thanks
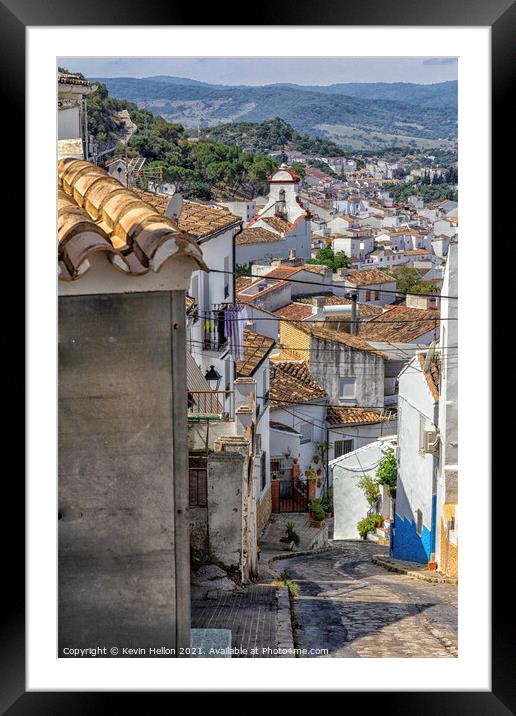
[423,427,440,454]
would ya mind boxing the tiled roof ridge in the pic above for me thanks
[57,158,207,281]
[418,352,440,401]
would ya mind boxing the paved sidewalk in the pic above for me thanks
[258,513,330,580]
[371,555,458,584]
[191,584,288,657]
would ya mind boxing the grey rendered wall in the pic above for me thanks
[58,291,190,656]
[206,452,246,576]
[309,338,385,407]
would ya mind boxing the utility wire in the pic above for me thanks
[209,267,458,300]
[186,336,459,355]
[194,310,457,323]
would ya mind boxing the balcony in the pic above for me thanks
[203,303,230,353]
[187,390,234,422]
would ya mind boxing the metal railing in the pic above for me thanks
[187,390,234,421]
[203,303,230,352]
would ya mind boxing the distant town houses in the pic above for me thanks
[235,164,313,265]
[58,77,459,591]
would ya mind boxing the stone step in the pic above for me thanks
[376,526,387,539]
[366,532,380,542]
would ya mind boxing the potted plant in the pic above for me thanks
[305,466,317,480]
[321,487,333,518]
[309,499,326,528]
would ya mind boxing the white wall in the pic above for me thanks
[328,418,398,464]
[58,106,81,141]
[394,354,439,561]
[332,436,397,539]
[188,226,237,394]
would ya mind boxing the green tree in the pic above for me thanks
[375,447,398,499]
[357,475,381,514]
[307,247,350,270]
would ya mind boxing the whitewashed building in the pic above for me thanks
[392,349,440,564]
[235,164,312,265]
[331,436,398,540]
[435,241,458,577]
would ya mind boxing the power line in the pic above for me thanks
[186,336,459,355]
[195,310,456,323]
[271,403,396,442]
[209,268,458,300]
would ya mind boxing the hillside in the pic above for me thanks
[89,76,458,150]
[200,117,348,157]
[76,76,278,200]
[268,80,458,109]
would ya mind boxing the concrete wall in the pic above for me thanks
[58,105,81,141]
[332,437,396,539]
[58,291,189,654]
[245,304,279,341]
[206,449,248,576]
[239,282,291,313]
[309,337,385,408]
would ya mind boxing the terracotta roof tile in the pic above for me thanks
[343,268,396,286]
[359,305,440,343]
[133,188,240,240]
[291,322,387,359]
[262,216,292,233]
[270,361,327,406]
[418,353,440,400]
[236,227,284,245]
[235,330,275,377]
[57,158,207,281]
[265,266,302,279]
[270,421,301,434]
[274,303,314,320]
[326,407,394,426]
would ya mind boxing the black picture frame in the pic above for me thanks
[6,0,507,709]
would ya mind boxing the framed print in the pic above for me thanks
[3,0,511,707]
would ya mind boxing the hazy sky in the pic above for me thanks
[58,57,458,85]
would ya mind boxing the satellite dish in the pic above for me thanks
[165,192,183,220]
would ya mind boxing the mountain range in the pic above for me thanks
[90,76,458,151]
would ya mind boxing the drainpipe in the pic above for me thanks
[231,221,244,385]
[350,289,358,336]
[325,424,330,492]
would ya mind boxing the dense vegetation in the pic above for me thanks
[391,267,440,294]
[306,247,350,270]
[67,73,279,200]
[383,169,458,204]
[123,109,278,199]
[200,117,347,157]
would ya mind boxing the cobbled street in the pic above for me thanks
[280,540,458,658]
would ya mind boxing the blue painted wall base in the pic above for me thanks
[392,514,432,564]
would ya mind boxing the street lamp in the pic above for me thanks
[204,365,222,390]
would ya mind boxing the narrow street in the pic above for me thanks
[279,540,458,658]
